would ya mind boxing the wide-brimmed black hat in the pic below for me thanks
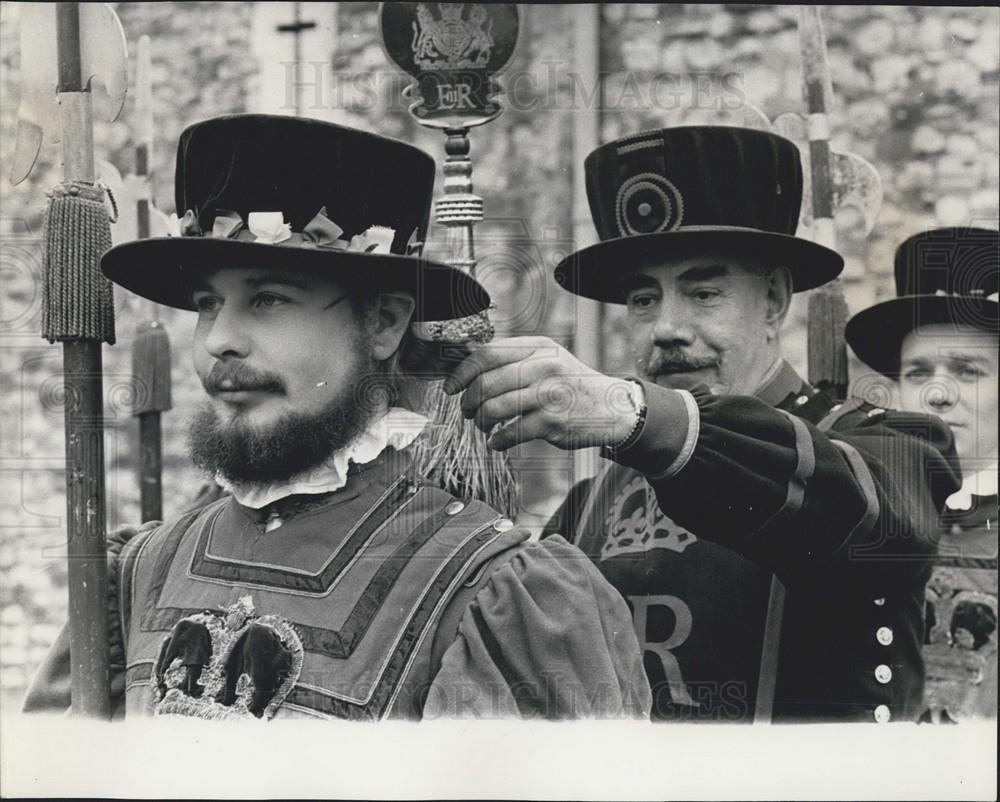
[845,227,999,376]
[101,114,490,321]
[553,126,844,302]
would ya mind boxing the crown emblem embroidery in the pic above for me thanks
[152,595,304,720]
[602,476,697,560]
[412,3,494,70]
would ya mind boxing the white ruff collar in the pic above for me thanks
[946,464,999,511]
[220,407,429,509]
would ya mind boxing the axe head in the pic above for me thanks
[9,2,128,185]
[773,111,883,238]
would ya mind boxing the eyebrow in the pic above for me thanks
[243,273,312,290]
[901,353,992,366]
[677,264,730,282]
[622,263,732,291]
[621,274,659,293]
[189,273,313,294]
[944,353,992,366]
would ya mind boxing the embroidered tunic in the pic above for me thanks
[921,482,998,722]
[24,449,650,720]
[545,361,960,723]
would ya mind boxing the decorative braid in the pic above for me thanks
[41,180,116,344]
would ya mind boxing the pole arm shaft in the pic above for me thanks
[55,1,112,719]
[799,6,848,396]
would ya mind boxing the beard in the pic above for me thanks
[186,354,383,485]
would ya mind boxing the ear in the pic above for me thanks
[764,266,793,340]
[369,292,416,361]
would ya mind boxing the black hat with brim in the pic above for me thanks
[845,227,999,376]
[102,237,490,322]
[845,295,999,377]
[554,226,843,303]
[553,126,844,302]
[100,114,491,321]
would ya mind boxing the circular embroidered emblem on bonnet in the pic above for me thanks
[615,173,685,237]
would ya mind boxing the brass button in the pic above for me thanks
[444,501,465,516]
[874,664,892,684]
[873,597,886,606]
[876,627,894,646]
[493,518,515,532]
[873,704,891,723]
[795,395,809,406]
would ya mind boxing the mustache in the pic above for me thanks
[203,362,284,394]
[646,348,719,376]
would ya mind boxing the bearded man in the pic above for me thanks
[846,227,998,722]
[23,115,650,721]
[448,126,960,723]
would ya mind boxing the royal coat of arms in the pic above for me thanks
[412,3,493,70]
[379,2,519,128]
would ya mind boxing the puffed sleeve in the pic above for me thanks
[422,535,652,719]
[22,522,157,717]
[613,382,961,589]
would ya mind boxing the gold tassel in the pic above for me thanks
[411,380,518,518]
[407,311,518,517]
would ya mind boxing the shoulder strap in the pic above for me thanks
[817,397,874,432]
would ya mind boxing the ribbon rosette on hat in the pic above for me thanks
[350,225,395,254]
[248,211,291,244]
[164,206,395,254]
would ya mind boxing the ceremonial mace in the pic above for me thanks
[379,3,521,515]
[10,1,128,717]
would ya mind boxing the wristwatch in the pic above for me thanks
[604,378,647,454]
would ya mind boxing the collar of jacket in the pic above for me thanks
[755,359,808,407]
[220,406,429,510]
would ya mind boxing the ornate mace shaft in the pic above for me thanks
[438,128,483,274]
[379,3,521,514]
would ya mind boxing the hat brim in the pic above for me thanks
[101,237,491,322]
[553,228,844,302]
[846,295,1000,377]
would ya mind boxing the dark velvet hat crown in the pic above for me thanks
[554,126,844,302]
[846,227,999,376]
[101,114,490,321]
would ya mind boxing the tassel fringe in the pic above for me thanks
[408,309,518,517]
[41,180,116,344]
[410,380,519,518]
[131,320,173,414]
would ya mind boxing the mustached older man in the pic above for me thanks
[449,126,960,723]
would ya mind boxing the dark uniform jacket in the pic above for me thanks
[544,361,959,723]
[24,448,651,721]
